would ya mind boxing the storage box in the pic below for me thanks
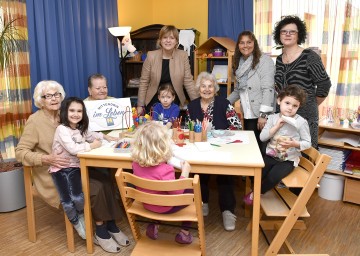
[113,139,132,153]
[343,177,360,204]
[318,173,345,201]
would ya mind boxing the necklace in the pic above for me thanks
[283,47,303,64]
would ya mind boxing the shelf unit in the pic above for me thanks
[194,37,236,96]
[318,119,360,204]
[121,24,199,104]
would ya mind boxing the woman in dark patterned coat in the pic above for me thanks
[273,15,331,148]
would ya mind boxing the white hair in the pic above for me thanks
[33,80,66,108]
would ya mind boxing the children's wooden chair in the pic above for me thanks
[23,166,75,252]
[257,147,331,255]
[115,168,206,256]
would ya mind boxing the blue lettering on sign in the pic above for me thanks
[93,111,102,118]
[102,107,127,119]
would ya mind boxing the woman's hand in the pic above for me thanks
[41,154,70,168]
[180,160,191,178]
[90,139,102,149]
[257,117,267,130]
[137,106,144,116]
[103,134,118,142]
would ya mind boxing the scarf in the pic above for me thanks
[235,55,253,89]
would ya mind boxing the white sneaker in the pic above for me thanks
[78,214,86,238]
[202,203,209,216]
[73,221,86,239]
[222,210,236,231]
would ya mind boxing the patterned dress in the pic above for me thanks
[274,48,331,148]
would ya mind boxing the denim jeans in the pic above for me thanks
[51,167,84,224]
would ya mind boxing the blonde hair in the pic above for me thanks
[131,121,173,167]
[33,80,66,108]
[157,25,179,48]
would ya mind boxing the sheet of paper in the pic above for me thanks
[194,142,214,152]
[208,133,250,145]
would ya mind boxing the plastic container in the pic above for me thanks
[212,48,224,57]
[0,168,26,212]
[318,173,345,201]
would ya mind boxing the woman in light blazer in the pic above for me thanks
[227,31,275,151]
[137,25,198,114]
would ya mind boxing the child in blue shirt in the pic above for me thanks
[152,83,180,127]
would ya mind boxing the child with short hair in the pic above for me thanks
[152,83,180,127]
[131,121,193,244]
[49,97,118,239]
[243,85,311,205]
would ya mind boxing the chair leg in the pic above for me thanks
[64,213,75,252]
[24,167,36,242]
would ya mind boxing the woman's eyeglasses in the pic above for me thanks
[280,30,298,35]
[41,92,62,99]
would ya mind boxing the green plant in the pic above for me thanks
[0,17,23,71]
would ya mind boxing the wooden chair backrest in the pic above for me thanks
[118,171,197,206]
[115,168,206,256]
[264,147,331,255]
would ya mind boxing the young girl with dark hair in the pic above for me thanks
[49,97,117,240]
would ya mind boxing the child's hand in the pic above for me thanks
[276,118,286,128]
[278,138,298,149]
[90,139,102,149]
[180,160,191,178]
[103,134,118,142]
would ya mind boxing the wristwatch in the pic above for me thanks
[259,112,268,119]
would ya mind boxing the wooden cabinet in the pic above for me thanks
[318,119,360,204]
[122,24,199,105]
[194,37,236,96]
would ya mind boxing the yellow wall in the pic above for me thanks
[117,0,208,44]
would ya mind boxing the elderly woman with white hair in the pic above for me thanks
[16,80,129,253]
[186,72,242,232]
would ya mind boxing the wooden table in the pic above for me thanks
[78,130,264,255]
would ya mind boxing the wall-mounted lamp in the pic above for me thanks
[108,26,135,58]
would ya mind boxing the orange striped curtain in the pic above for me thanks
[254,0,273,54]
[322,0,360,121]
[0,1,32,160]
[254,0,360,122]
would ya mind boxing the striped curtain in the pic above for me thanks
[323,0,360,121]
[254,0,360,122]
[254,0,273,54]
[0,0,32,160]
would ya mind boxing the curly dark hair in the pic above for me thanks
[278,85,307,106]
[60,97,89,135]
[273,15,307,45]
[233,31,262,72]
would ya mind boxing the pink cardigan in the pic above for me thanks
[132,162,185,213]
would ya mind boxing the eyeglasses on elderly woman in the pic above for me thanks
[41,92,62,99]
